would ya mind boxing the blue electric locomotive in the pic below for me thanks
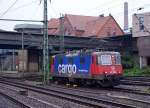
[50,51,123,87]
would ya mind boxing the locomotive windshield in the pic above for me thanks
[97,54,121,65]
[98,55,112,65]
[115,54,121,64]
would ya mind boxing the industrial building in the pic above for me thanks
[132,12,150,68]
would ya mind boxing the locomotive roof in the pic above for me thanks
[54,51,120,57]
[93,51,120,55]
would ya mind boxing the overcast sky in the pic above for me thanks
[0,0,150,31]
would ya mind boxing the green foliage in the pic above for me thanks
[122,54,135,69]
[122,54,150,76]
[123,67,150,76]
[140,67,150,75]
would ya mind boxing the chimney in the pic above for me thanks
[109,13,112,16]
[99,14,104,17]
[124,2,128,31]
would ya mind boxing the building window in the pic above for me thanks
[139,17,144,31]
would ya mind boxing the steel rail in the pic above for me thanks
[0,79,137,108]
[120,80,150,86]
[0,91,32,108]
[48,84,150,96]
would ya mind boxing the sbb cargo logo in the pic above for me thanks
[58,64,77,74]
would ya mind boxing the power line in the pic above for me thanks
[50,2,59,18]
[10,0,38,12]
[0,0,19,18]
[98,2,123,14]
[84,1,150,18]
[0,18,43,22]
[86,0,117,11]
[112,3,150,17]
[85,0,122,14]
[29,1,42,20]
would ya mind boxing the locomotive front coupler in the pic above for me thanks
[104,74,113,80]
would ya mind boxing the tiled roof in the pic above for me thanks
[48,18,59,29]
[83,16,110,37]
[48,28,58,35]
[66,14,97,31]
[48,18,59,35]
[48,14,123,37]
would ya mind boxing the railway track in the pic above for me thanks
[121,76,150,86]
[124,76,150,81]
[0,90,32,108]
[49,83,150,96]
[0,78,138,108]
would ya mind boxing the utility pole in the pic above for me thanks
[43,0,49,84]
[59,14,64,53]
[21,30,24,73]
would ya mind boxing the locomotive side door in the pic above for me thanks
[90,55,98,75]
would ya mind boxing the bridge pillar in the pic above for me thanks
[18,50,28,72]
[28,50,39,72]
[18,49,39,72]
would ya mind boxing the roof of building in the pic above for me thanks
[48,18,59,35]
[66,14,98,31]
[14,24,43,30]
[48,18,59,29]
[48,14,123,37]
[83,16,110,36]
[0,29,5,31]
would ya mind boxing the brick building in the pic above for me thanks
[48,14,124,38]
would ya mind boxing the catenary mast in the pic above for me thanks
[43,0,49,84]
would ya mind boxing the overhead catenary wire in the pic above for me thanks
[83,0,149,18]
[112,3,150,16]
[85,0,120,13]
[0,18,43,22]
[9,0,39,12]
[0,0,43,24]
[0,0,19,18]
[29,1,42,20]
[0,0,149,32]
[49,1,59,18]
[0,2,148,28]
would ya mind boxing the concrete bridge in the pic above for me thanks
[0,31,133,76]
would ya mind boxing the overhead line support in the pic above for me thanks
[43,0,49,84]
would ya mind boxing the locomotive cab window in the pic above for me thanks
[99,55,112,65]
[115,55,121,64]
